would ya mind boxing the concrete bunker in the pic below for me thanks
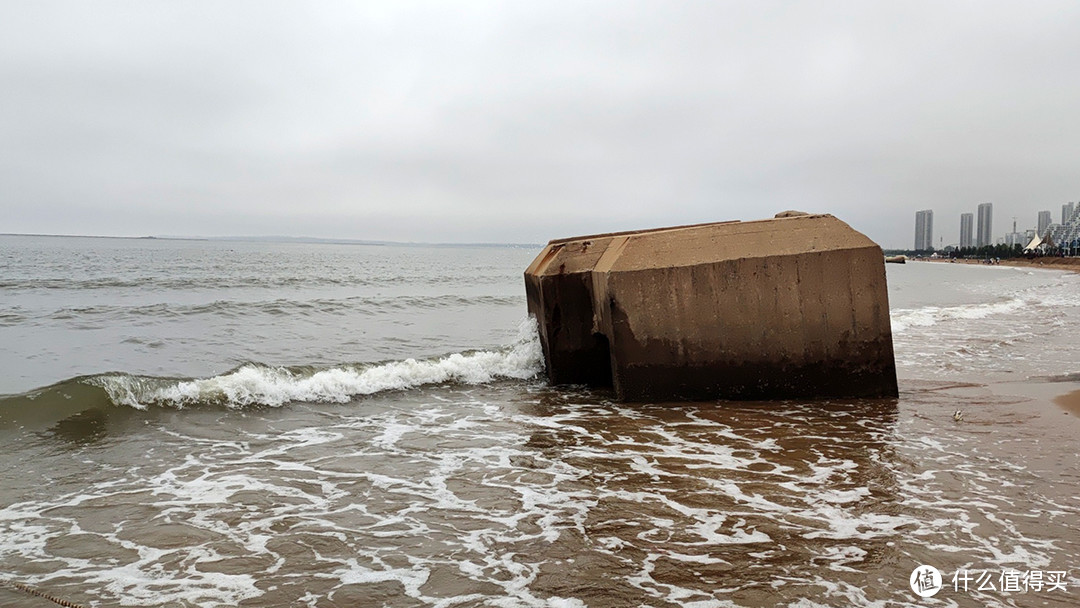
[524,213,899,401]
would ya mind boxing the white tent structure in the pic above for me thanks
[1024,232,1055,253]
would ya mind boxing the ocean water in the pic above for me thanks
[1,235,1079,608]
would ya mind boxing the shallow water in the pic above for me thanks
[1,237,1079,607]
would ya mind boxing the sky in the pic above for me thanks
[3,1,1080,248]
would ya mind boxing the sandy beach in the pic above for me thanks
[921,256,1080,272]
[917,256,1080,415]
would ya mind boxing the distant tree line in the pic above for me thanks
[949,244,1026,259]
[883,244,1025,259]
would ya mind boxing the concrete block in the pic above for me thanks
[523,214,898,401]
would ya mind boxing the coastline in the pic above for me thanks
[919,256,1080,272]
[903,256,1080,463]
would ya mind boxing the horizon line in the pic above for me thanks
[0,232,543,248]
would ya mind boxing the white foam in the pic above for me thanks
[816,487,870,504]
[890,271,1080,335]
[331,558,429,597]
[96,317,543,408]
[890,296,1028,333]
[372,422,413,450]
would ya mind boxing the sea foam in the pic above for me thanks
[92,318,543,409]
[890,293,1030,333]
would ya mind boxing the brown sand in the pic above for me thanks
[920,257,1080,272]
[909,379,1080,480]
[1053,388,1080,416]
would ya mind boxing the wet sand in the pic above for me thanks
[1053,388,1080,416]
[906,377,1080,471]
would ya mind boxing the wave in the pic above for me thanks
[890,296,1028,333]
[0,309,28,327]
[0,319,543,421]
[0,273,512,292]
[0,276,357,291]
[888,280,1080,333]
[5,294,524,324]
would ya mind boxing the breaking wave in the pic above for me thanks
[0,319,542,417]
[889,279,1078,334]
[889,296,1028,333]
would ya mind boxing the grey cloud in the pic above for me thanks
[3,1,1080,246]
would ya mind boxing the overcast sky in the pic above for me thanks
[3,1,1080,248]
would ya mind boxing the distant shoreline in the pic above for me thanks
[0,232,207,242]
[920,256,1080,272]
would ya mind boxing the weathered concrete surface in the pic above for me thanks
[524,213,898,401]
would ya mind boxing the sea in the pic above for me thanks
[1,234,1079,608]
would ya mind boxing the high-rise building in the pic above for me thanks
[914,209,933,251]
[977,202,993,247]
[960,213,974,248]
[1038,210,1052,237]
[1051,202,1080,254]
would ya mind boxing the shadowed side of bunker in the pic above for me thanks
[524,213,899,401]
